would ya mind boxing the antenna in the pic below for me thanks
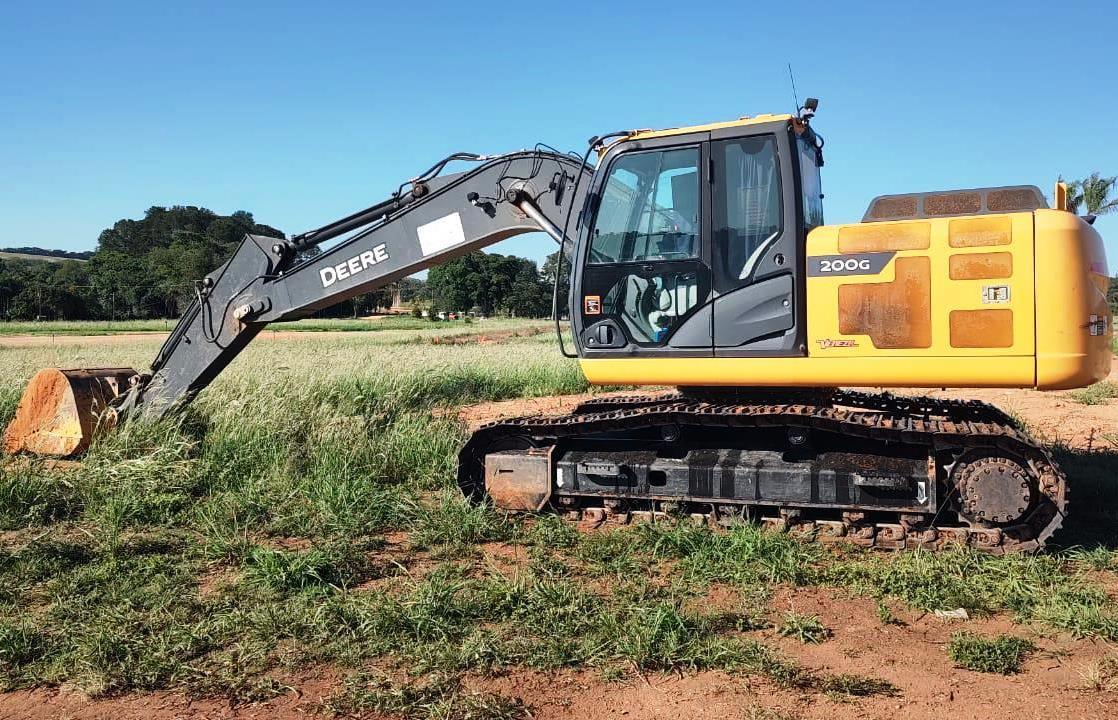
[787,63,800,114]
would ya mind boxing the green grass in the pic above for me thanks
[0,326,1114,708]
[821,548,1118,640]
[1067,380,1118,405]
[777,613,830,644]
[876,600,903,626]
[0,319,177,335]
[947,632,1034,674]
[243,541,379,592]
[412,492,515,551]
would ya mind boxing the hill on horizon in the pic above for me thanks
[0,247,92,263]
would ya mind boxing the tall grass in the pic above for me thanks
[0,331,601,698]
[0,327,1114,707]
[1,334,589,538]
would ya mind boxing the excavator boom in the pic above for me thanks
[4,149,591,453]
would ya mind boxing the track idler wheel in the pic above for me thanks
[2,368,136,458]
[953,453,1035,526]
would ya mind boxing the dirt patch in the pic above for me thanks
[461,584,1118,720]
[196,566,238,599]
[6,586,1116,720]
[474,664,1118,720]
[754,586,1116,719]
[876,356,1118,450]
[456,389,673,430]
[429,325,548,345]
[261,536,313,552]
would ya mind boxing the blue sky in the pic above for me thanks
[2,1,1116,266]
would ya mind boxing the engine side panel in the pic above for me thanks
[1034,209,1112,389]
[804,213,1036,362]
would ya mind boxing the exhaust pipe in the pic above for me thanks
[3,368,137,458]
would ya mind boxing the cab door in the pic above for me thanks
[709,125,809,356]
[574,136,714,357]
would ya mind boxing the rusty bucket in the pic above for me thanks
[3,368,137,458]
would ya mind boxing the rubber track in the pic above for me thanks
[459,394,1066,554]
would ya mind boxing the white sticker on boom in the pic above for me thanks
[416,212,466,257]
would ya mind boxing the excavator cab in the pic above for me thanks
[572,114,821,358]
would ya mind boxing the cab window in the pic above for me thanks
[712,136,782,284]
[589,147,700,264]
[798,136,824,228]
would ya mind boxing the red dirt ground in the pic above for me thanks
[3,584,1116,720]
[2,363,1116,719]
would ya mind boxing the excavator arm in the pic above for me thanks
[5,149,592,455]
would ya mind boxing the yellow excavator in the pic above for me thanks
[4,100,1111,552]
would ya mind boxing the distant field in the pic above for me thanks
[0,319,177,335]
[0,315,542,336]
[0,251,85,264]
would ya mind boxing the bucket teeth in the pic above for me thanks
[3,368,137,458]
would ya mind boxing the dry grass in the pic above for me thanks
[0,316,543,336]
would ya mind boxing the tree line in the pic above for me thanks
[0,205,560,321]
[2,173,1117,322]
[1,207,283,320]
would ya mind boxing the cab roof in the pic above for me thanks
[627,113,794,141]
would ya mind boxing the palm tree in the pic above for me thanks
[1060,172,1118,215]
[1079,173,1118,215]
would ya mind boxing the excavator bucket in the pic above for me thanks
[3,368,136,458]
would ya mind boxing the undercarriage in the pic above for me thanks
[458,391,1067,553]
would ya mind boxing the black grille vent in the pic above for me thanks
[863,185,1047,222]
